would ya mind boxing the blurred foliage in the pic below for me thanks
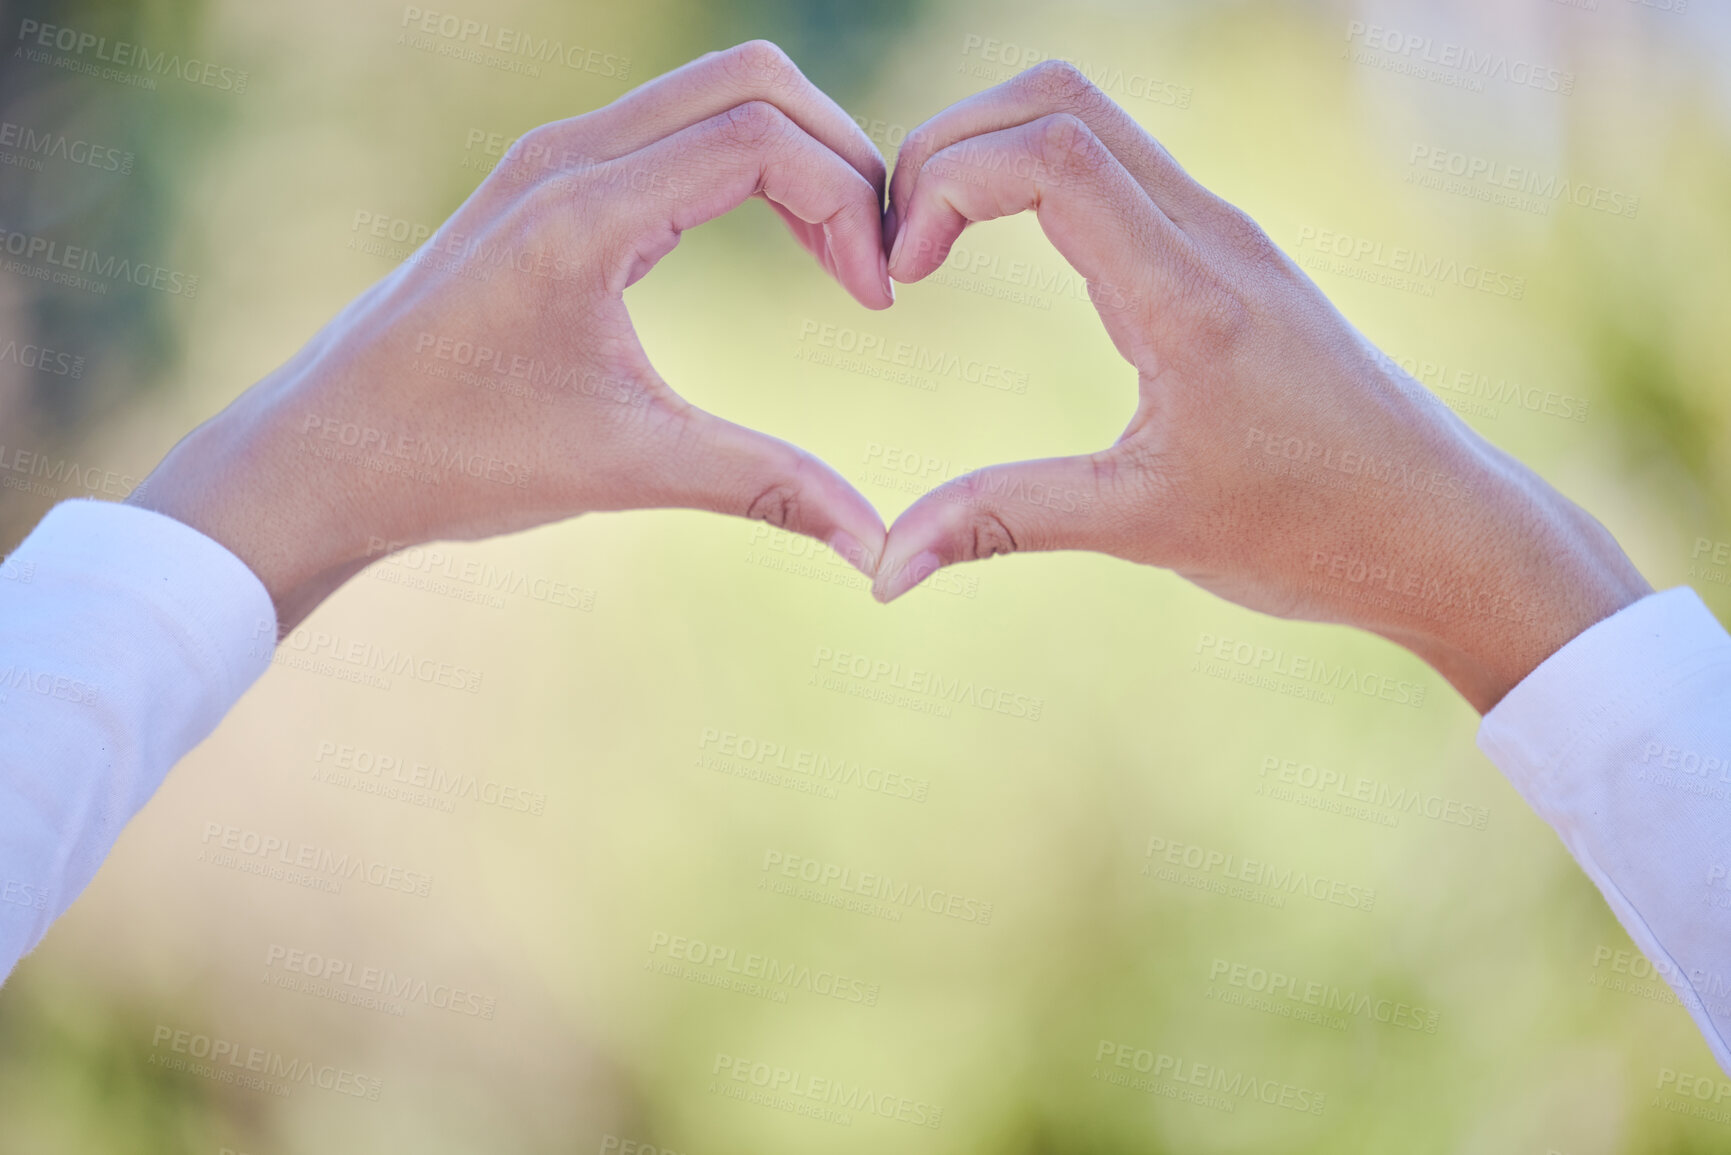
[688,0,923,97]
[0,0,230,431]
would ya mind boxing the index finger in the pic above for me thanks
[596,100,893,309]
[886,60,1213,244]
[546,41,886,197]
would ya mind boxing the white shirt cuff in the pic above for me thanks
[1479,586,1731,1072]
[11,499,277,702]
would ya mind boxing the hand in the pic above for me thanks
[129,41,893,633]
[871,61,1652,712]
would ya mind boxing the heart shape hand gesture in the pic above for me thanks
[133,41,1649,712]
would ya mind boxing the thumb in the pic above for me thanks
[649,404,886,577]
[873,455,1110,603]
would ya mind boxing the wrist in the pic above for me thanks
[129,403,364,635]
[1369,455,1652,713]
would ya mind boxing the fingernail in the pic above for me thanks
[887,222,907,279]
[877,549,940,604]
[879,250,895,303]
[828,530,875,579]
[882,202,899,253]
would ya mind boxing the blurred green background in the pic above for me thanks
[3,0,1731,1152]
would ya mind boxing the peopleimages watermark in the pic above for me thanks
[0,876,49,913]
[1633,738,1731,805]
[958,36,1193,109]
[759,849,994,925]
[854,439,1093,521]
[859,439,971,496]
[1406,145,1638,219]
[0,226,199,298]
[743,522,980,601]
[1395,353,1590,424]
[1690,537,1731,590]
[345,211,485,281]
[1292,225,1524,300]
[397,7,631,82]
[1706,862,1731,911]
[0,119,132,175]
[458,128,695,199]
[197,820,435,898]
[1245,426,1477,501]
[809,643,1045,721]
[0,335,84,378]
[1256,754,1490,832]
[409,328,647,407]
[298,411,533,490]
[366,536,598,613]
[1092,1039,1326,1116]
[149,1025,381,1100]
[0,663,98,707]
[1205,956,1441,1035]
[263,943,498,1020]
[1588,945,1731,1019]
[1342,21,1574,96]
[1191,630,1427,709]
[0,554,33,584]
[698,725,929,804]
[710,1052,943,1129]
[851,113,912,154]
[1651,1067,1731,1127]
[348,212,607,287]
[313,739,547,816]
[794,318,1030,396]
[646,930,881,1007]
[599,1138,685,1155]
[264,621,484,695]
[0,443,137,500]
[923,238,1129,312]
[1305,549,1544,631]
[1143,834,1377,913]
[13,18,250,93]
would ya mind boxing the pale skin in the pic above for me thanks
[130,41,895,632]
[129,46,1652,714]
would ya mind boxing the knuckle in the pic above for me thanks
[895,124,939,171]
[945,474,1020,560]
[1022,58,1099,106]
[1157,233,1252,359]
[508,123,552,161]
[1035,113,1105,175]
[745,480,801,530]
[825,202,874,247]
[519,173,592,237]
[1211,200,1282,267]
[1187,276,1253,359]
[489,123,563,187]
[1104,440,1165,502]
[723,39,797,87]
[716,99,789,149]
[967,511,1019,561]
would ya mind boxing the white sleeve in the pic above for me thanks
[1478,586,1731,1072]
[0,499,274,981]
